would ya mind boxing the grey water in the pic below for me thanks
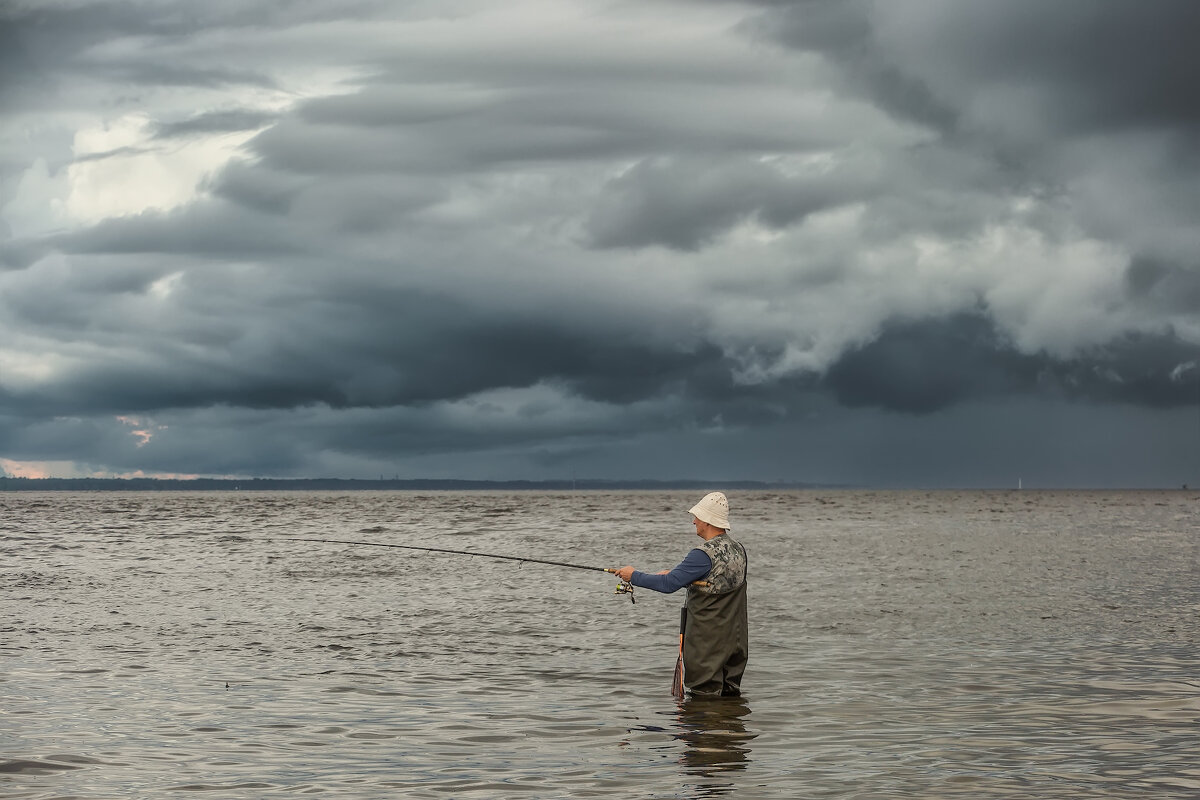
[2,490,1198,798]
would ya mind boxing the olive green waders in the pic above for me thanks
[683,581,749,697]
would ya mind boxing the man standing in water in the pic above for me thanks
[612,491,749,697]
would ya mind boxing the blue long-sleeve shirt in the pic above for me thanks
[629,549,712,593]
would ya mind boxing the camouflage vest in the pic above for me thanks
[692,533,747,596]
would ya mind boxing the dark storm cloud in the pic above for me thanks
[825,314,1024,414]
[739,1,1200,375]
[585,156,870,251]
[4,276,737,419]
[205,160,309,216]
[0,238,44,270]
[0,0,403,115]
[895,1,1200,136]
[1126,256,1200,314]
[823,314,1200,414]
[93,62,277,91]
[249,79,835,177]
[153,110,280,139]
[739,0,959,132]
[0,1,262,107]
[752,0,1200,138]
[751,0,1200,253]
[3,0,1199,484]
[1067,333,1200,409]
[52,202,305,259]
[0,2,148,107]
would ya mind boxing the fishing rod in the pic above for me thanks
[282,537,637,602]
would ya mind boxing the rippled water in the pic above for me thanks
[3,490,1198,798]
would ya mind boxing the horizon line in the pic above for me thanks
[1,476,1195,491]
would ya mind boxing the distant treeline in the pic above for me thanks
[0,477,823,492]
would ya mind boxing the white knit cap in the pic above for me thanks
[689,491,730,530]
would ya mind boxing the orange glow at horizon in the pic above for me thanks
[1,458,207,480]
[0,458,54,478]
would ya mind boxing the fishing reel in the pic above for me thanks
[614,580,636,604]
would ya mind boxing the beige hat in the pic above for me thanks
[689,491,729,530]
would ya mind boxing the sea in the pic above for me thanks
[2,490,1198,799]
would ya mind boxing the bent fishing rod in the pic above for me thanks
[282,537,638,602]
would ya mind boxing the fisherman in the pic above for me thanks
[612,491,748,697]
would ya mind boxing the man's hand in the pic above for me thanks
[612,566,635,581]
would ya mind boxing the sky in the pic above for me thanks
[2,0,1199,488]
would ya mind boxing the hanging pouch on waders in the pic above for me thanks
[671,606,687,697]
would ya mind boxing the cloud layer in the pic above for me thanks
[1,0,1198,486]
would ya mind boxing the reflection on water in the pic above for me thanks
[2,489,1198,798]
[673,696,755,797]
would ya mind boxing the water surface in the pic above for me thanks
[3,490,1198,797]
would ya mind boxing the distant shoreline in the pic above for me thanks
[0,477,1192,491]
[0,477,833,492]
